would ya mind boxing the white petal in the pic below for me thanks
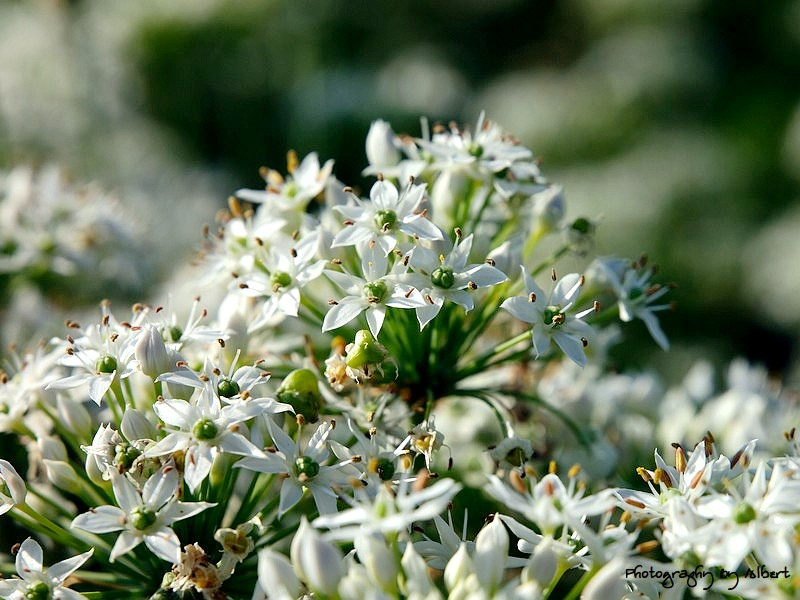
[463,263,508,287]
[143,466,179,511]
[279,480,304,516]
[145,433,191,458]
[331,225,373,248]
[501,296,537,324]
[640,310,670,351]
[366,307,386,338]
[160,501,215,524]
[111,471,141,513]
[531,327,552,358]
[184,445,214,493]
[153,398,197,430]
[72,506,126,534]
[48,549,93,584]
[16,538,43,579]
[552,331,587,367]
[400,215,443,241]
[416,299,443,329]
[110,530,142,562]
[322,298,365,332]
[88,373,115,405]
[144,527,181,564]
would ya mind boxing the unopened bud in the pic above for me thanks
[276,369,323,422]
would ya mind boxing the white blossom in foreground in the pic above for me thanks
[71,465,214,563]
[0,538,92,600]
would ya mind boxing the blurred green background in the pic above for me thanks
[2,0,800,384]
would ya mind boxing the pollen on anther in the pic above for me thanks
[528,292,537,302]
[328,299,339,305]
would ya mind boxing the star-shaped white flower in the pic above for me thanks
[501,267,595,367]
[322,246,427,337]
[235,152,334,213]
[331,178,442,256]
[71,465,214,564]
[236,419,358,516]
[0,538,93,600]
[145,386,273,492]
[591,256,671,350]
[401,233,508,329]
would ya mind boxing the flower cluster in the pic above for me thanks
[1,114,790,600]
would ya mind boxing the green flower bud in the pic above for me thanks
[277,369,323,422]
[217,378,240,398]
[24,581,51,600]
[114,443,141,470]
[130,506,157,531]
[192,417,219,441]
[95,355,117,374]
[431,267,455,289]
[295,455,320,479]
[571,217,593,235]
[345,330,388,370]
[374,209,398,231]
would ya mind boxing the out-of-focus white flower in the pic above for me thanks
[0,459,26,513]
[0,537,92,600]
[290,517,345,596]
[473,516,510,593]
[314,476,461,541]
[365,119,402,172]
[589,256,670,350]
[236,152,334,214]
[254,547,302,600]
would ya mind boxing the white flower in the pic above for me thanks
[46,308,138,405]
[402,233,508,329]
[323,245,427,337]
[235,152,334,213]
[418,112,534,178]
[0,538,92,600]
[590,256,670,350]
[237,231,326,331]
[0,459,26,514]
[236,419,357,516]
[501,267,595,367]
[487,472,614,536]
[692,460,800,571]
[332,178,442,256]
[145,386,270,493]
[71,465,214,564]
[290,517,345,596]
[313,477,461,541]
